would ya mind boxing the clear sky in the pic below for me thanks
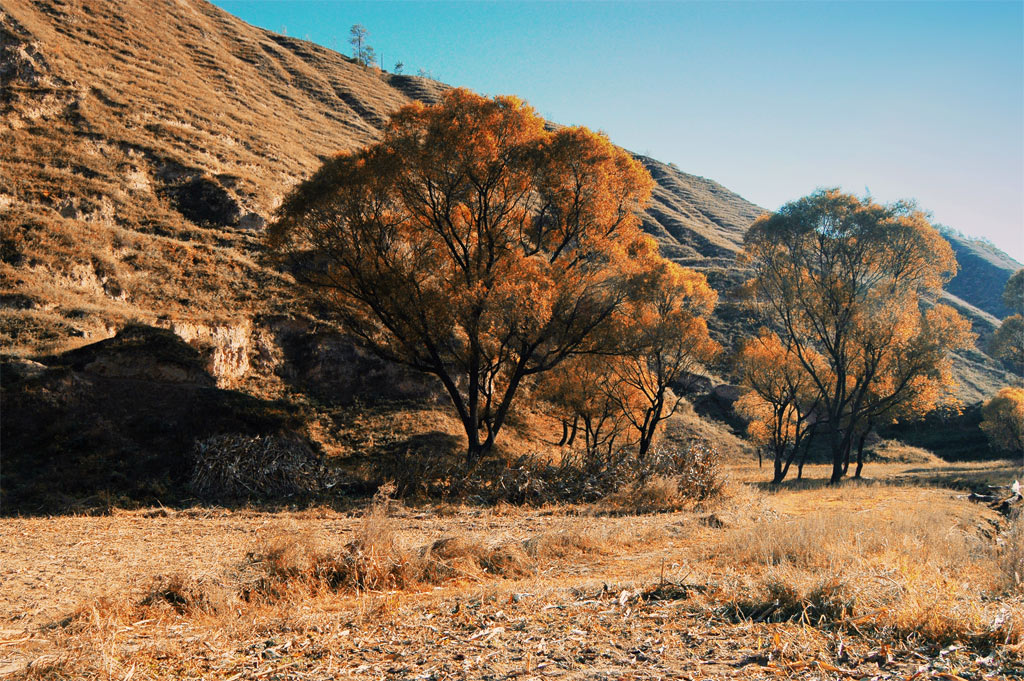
[213,1,1024,263]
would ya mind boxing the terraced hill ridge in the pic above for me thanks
[0,0,1018,404]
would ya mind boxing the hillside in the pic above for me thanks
[1,0,1017,408]
[940,228,1022,320]
[0,0,760,358]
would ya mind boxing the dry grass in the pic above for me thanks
[709,486,1022,647]
[3,465,1022,679]
[1001,510,1024,592]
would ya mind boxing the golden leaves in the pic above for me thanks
[269,88,685,458]
[981,387,1024,453]
[741,190,973,479]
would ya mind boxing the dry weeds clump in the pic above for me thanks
[1001,509,1024,592]
[710,497,1023,647]
[243,482,420,595]
[238,484,654,602]
[477,440,725,511]
[188,433,333,500]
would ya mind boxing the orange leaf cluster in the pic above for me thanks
[741,189,972,483]
[271,89,715,462]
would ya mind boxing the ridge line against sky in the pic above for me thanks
[212,0,1024,263]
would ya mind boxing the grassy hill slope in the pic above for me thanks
[1,0,1017,400]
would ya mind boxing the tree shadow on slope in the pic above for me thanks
[1,324,311,515]
[263,317,444,408]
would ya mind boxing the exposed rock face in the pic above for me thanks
[171,319,253,388]
[53,324,216,386]
[1,325,303,512]
[669,371,714,397]
[237,213,266,231]
[262,316,443,405]
[711,384,742,407]
[160,176,242,227]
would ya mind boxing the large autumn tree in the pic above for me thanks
[741,189,973,483]
[270,89,659,463]
[980,386,1024,454]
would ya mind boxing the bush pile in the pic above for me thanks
[188,433,334,500]
[464,440,724,509]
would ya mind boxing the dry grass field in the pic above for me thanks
[2,460,1021,680]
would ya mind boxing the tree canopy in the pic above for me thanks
[349,24,376,68]
[270,89,712,462]
[980,386,1024,454]
[734,331,820,483]
[1003,269,1024,317]
[741,189,973,483]
[992,269,1024,375]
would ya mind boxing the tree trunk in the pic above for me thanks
[828,424,845,484]
[466,436,485,465]
[772,453,785,484]
[637,390,666,462]
[830,456,845,484]
[829,430,848,484]
[566,415,579,446]
[796,424,815,481]
[853,425,871,479]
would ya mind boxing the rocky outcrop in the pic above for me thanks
[171,319,254,388]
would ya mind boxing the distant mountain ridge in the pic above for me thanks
[0,0,1017,402]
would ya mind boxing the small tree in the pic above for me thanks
[271,90,659,463]
[993,270,1024,375]
[394,61,404,74]
[992,316,1024,374]
[735,331,821,483]
[613,258,718,460]
[742,189,973,483]
[349,24,376,67]
[980,387,1024,454]
[538,355,640,460]
[1004,269,1024,315]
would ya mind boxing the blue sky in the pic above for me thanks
[213,1,1024,262]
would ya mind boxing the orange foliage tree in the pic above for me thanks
[613,257,719,460]
[270,89,659,463]
[980,386,1024,454]
[742,190,974,483]
[537,355,642,460]
[734,331,821,483]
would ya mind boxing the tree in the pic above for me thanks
[538,355,641,460]
[270,89,657,463]
[612,258,718,460]
[734,331,821,484]
[742,189,973,483]
[980,387,1024,454]
[349,24,376,67]
[991,315,1024,374]
[394,61,404,75]
[992,270,1024,375]
[1004,269,1024,316]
